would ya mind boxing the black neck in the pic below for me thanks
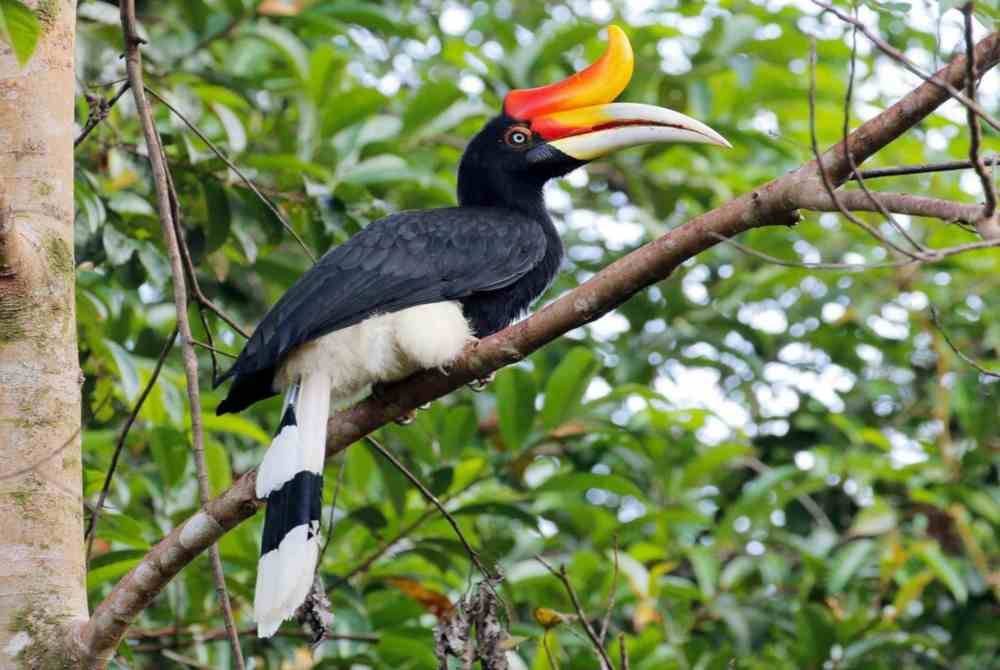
[457,167,548,217]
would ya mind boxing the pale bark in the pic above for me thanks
[0,1,85,668]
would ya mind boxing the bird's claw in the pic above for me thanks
[394,410,416,426]
[468,372,495,392]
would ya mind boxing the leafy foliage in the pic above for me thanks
[0,0,39,66]
[75,1,998,668]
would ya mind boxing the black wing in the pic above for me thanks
[216,207,546,413]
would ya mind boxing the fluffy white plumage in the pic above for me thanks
[274,301,473,402]
[254,302,472,637]
[255,523,319,637]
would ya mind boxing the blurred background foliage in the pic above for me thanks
[73,0,998,668]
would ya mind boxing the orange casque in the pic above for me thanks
[503,26,635,141]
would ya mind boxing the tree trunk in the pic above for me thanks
[0,2,84,667]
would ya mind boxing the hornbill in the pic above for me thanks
[215,26,730,637]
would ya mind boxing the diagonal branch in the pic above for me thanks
[76,31,1000,668]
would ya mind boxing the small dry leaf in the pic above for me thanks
[632,601,662,631]
[533,607,574,629]
[387,577,455,619]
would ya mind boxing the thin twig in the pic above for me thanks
[807,40,922,261]
[119,4,245,666]
[127,625,378,652]
[709,233,914,271]
[840,17,925,252]
[813,0,1000,132]
[853,155,999,180]
[364,436,496,583]
[85,329,178,563]
[317,456,347,571]
[75,82,130,148]
[336,474,490,584]
[618,633,629,670]
[962,2,998,238]
[929,306,1000,378]
[598,536,619,645]
[190,338,237,359]
[542,632,560,670]
[144,85,316,262]
[535,556,614,670]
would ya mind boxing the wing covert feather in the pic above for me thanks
[223,207,545,381]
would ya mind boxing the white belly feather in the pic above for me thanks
[274,301,473,404]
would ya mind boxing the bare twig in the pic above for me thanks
[962,2,999,239]
[144,85,316,262]
[119,4,245,666]
[127,625,377,652]
[618,633,629,670]
[535,556,614,670]
[85,329,178,563]
[542,633,560,670]
[929,306,1000,378]
[364,436,495,583]
[75,82,130,148]
[808,40,922,260]
[598,536,619,645]
[190,338,237,359]
[840,18,925,252]
[317,455,346,570]
[337,473,490,584]
[711,232,915,271]
[814,0,1000,132]
[853,155,999,180]
[796,190,985,225]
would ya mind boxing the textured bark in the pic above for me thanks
[78,32,1000,666]
[0,1,85,668]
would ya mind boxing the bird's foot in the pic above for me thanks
[395,410,416,426]
[467,372,495,392]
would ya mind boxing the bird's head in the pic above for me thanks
[458,25,730,208]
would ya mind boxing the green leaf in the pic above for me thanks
[204,438,232,496]
[687,546,719,598]
[494,366,536,448]
[402,81,463,134]
[0,0,40,67]
[202,413,271,445]
[796,603,834,665]
[539,347,599,429]
[827,539,875,594]
[149,426,190,490]
[917,543,968,603]
[452,502,537,527]
[536,473,645,501]
[105,340,140,402]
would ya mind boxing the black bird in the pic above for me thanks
[214,26,730,637]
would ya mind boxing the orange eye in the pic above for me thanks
[504,126,531,148]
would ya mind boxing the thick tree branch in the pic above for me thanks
[78,31,1000,667]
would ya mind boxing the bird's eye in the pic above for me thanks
[504,126,531,148]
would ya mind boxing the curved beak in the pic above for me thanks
[533,102,731,161]
[506,26,730,164]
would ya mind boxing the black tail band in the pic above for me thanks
[261,470,323,555]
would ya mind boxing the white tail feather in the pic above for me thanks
[254,373,332,638]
